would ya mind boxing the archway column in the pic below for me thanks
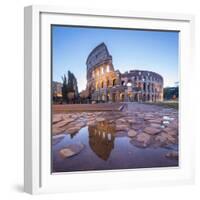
[116,91,120,102]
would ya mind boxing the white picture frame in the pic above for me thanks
[24,5,195,194]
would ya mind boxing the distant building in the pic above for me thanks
[52,81,63,103]
[86,42,163,102]
[163,87,179,100]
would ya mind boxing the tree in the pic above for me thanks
[67,71,78,97]
[68,92,75,103]
[61,70,79,103]
[61,74,68,103]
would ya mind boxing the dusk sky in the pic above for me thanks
[52,25,179,92]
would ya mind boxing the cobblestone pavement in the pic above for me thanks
[52,102,178,161]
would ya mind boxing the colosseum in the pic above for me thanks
[86,42,163,103]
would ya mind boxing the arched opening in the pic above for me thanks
[107,92,110,101]
[106,65,110,72]
[147,94,150,101]
[143,82,146,91]
[134,81,137,87]
[152,83,154,93]
[121,80,125,86]
[102,94,106,101]
[128,93,132,101]
[127,80,132,87]
[112,93,116,102]
[107,80,110,87]
[143,94,146,101]
[120,93,125,102]
[101,81,104,88]
[96,69,99,77]
[101,67,104,74]
[147,83,150,92]
[134,94,138,101]
[138,82,142,90]
[112,79,116,86]
[98,95,101,101]
[92,70,95,78]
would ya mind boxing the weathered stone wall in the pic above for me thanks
[121,70,163,102]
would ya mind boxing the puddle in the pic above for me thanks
[52,121,178,173]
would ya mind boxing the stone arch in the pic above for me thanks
[112,79,116,86]
[107,92,110,101]
[107,79,110,87]
[143,94,146,101]
[143,82,146,91]
[147,83,150,92]
[102,94,106,101]
[101,67,104,75]
[111,93,116,102]
[98,95,101,101]
[134,94,138,101]
[152,83,155,93]
[101,81,104,88]
[127,92,133,101]
[120,93,125,102]
[138,82,142,90]
[147,94,150,101]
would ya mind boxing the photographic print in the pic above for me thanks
[51,25,179,173]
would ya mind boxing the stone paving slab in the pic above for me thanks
[52,102,178,150]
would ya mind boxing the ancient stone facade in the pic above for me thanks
[86,43,163,102]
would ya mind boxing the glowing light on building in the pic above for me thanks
[96,70,99,77]
[101,67,104,74]
[127,82,132,87]
[107,65,110,72]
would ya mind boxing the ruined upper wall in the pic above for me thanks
[86,43,112,71]
[121,70,163,84]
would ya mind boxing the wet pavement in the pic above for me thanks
[52,102,178,173]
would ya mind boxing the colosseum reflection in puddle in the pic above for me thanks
[84,42,163,102]
[88,122,115,161]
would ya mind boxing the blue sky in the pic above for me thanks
[52,25,179,92]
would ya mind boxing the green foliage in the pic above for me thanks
[62,70,79,103]
[61,74,68,103]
